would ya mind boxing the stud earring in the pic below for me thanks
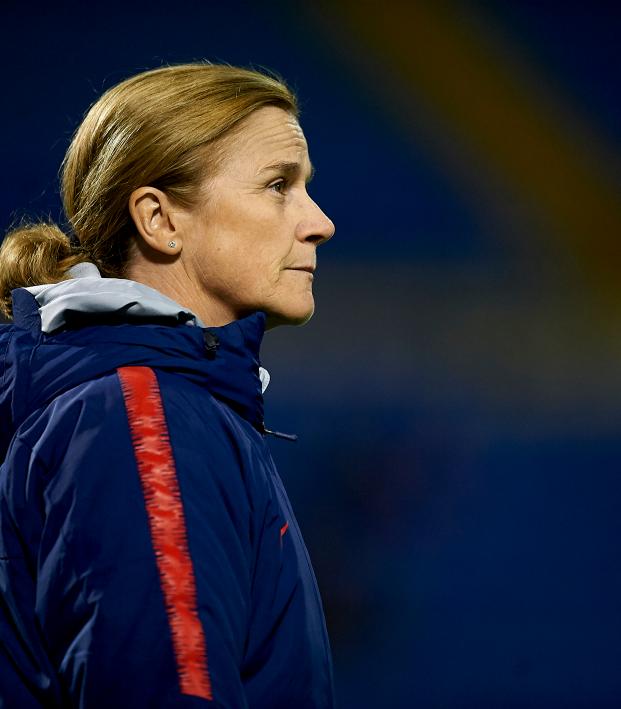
[167,240,177,249]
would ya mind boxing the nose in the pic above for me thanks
[297,195,335,246]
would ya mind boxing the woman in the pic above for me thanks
[0,63,335,707]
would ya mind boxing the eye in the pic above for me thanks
[268,178,287,194]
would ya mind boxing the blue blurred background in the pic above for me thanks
[2,1,621,706]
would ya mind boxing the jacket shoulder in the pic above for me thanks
[16,369,129,457]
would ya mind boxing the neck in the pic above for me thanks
[125,259,239,328]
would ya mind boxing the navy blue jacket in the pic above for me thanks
[0,275,335,708]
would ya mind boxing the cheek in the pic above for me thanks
[227,237,292,293]
[197,239,283,303]
[190,197,294,296]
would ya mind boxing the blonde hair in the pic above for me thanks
[0,63,298,318]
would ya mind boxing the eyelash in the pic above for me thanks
[268,178,288,195]
[268,177,312,196]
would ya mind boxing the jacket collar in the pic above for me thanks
[7,265,270,432]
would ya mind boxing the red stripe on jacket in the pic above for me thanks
[118,366,213,701]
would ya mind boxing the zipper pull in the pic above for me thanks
[262,424,298,442]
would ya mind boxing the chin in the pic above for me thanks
[264,300,315,330]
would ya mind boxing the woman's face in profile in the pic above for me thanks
[180,106,335,329]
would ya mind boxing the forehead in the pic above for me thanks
[221,106,310,172]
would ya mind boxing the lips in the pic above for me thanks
[288,266,315,273]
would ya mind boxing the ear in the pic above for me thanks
[128,187,183,255]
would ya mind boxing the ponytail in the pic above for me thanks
[0,223,89,319]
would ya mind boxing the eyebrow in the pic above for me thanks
[258,160,315,183]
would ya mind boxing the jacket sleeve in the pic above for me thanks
[0,368,253,708]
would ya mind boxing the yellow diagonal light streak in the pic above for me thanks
[307,0,621,304]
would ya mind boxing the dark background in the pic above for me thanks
[3,1,621,706]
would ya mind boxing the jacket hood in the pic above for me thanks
[0,264,270,460]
